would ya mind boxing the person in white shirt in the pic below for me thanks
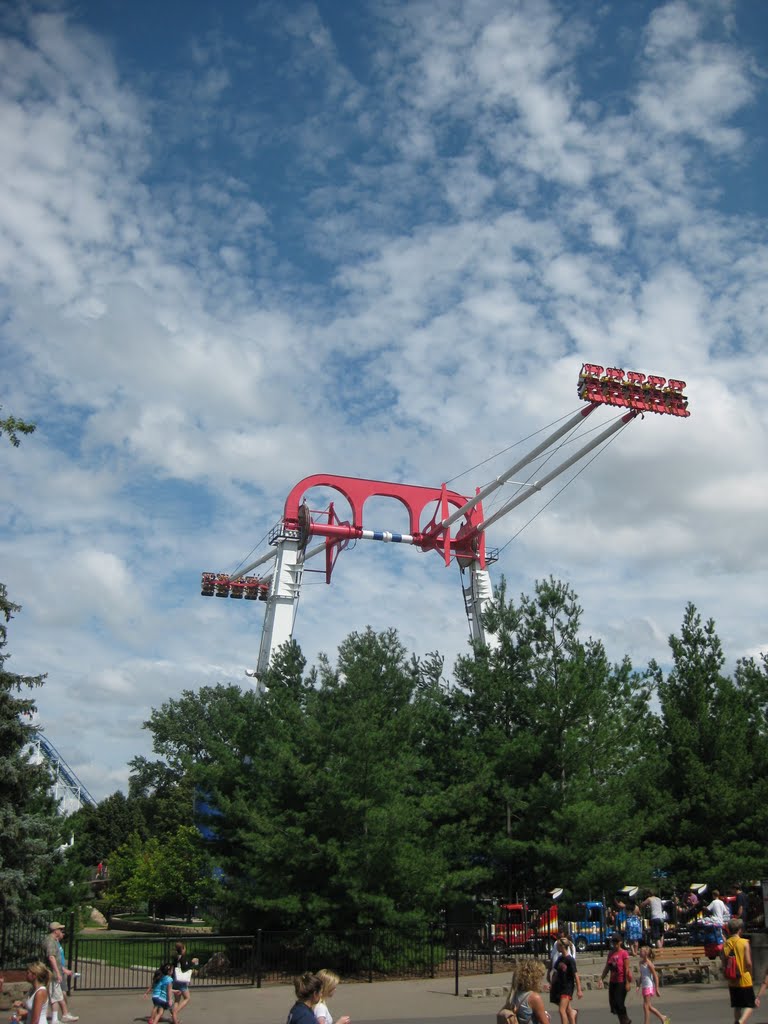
[314,969,350,1024]
[642,892,665,949]
[708,889,731,938]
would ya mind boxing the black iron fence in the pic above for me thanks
[0,910,68,970]
[1,916,539,991]
[67,927,533,991]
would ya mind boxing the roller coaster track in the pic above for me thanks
[30,730,97,812]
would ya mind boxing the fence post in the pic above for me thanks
[66,910,76,995]
[453,931,460,996]
[488,915,494,975]
[367,927,373,984]
[72,933,79,992]
[429,923,435,980]
[253,930,262,988]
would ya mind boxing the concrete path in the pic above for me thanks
[65,972,766,1024]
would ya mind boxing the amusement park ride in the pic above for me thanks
[201,364,690,680]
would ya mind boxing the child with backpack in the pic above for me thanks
[721,919,756,1024]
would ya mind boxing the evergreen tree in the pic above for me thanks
[307,628,446,929]
[648,603,755,881]
[137,634,479,932]
[715,652,768,880]
[0,583,58,920]
[407,652,489,913]
[454,577,654,897]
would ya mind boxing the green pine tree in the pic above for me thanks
[0,583,58,920]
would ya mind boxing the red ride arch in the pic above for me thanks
[282,473,490,569]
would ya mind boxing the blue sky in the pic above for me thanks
[1,0,767,800]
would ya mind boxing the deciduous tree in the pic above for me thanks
[0,407,35,447]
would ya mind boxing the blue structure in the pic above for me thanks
[29,726,96,813]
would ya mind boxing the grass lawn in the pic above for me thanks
[72,932,226,971]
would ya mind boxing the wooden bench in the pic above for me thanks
[652,945,713,985]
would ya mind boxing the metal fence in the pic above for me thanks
[68,927,532,991]
[0,910,66,970]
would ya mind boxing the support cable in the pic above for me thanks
[444,406,587,487]
[230,529,272,577]
[495,417,632,557]
[482,410,631,518]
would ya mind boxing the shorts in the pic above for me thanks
[729,986,756,1009]
[152,998,170,1009]
[550,992,572,1004]
[173,982,189,992]
[49,981,64,1003]
[608,981,627,1016]
[641,986,655,998]
[650,918,663,940]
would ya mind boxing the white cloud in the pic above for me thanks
[1,0,766,801]
[637,1,756,150]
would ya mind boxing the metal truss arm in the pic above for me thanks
[477,409,638,534]
[438,403,598,532]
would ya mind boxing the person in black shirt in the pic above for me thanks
[287,974,323,1024]
[549,938,583,1024]
[171,942,199,1017]
[733,884,749,924]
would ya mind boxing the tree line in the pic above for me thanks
[60,578,768,933]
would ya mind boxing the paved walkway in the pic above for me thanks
[64,972,765,1024]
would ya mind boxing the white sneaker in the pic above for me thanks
[61,1015,79,1022]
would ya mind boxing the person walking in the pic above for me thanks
[721,918,756,1024]
[497,960,550,1024]
[636,945,669,1024]
[548,928,576,985]
[41,922,78,1024]
[171,942,199,1019]
[145,962,179,1024]
[11,962,50,1024]
[598,932,634,1024]
[754,960,768,1007]
[314,969,351,1024]
[549,937,583,1024]
[288,974,323,1024]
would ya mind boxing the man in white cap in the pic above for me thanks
[42,922,79,1023]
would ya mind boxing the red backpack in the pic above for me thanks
[725,952,740,982]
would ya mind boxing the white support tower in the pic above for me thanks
[254,527,305,679]
[461,565,498,649]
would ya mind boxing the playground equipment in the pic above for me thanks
[202,364,690,679]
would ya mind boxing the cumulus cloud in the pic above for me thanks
[637,1,756,150]
[1,0,766,799]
